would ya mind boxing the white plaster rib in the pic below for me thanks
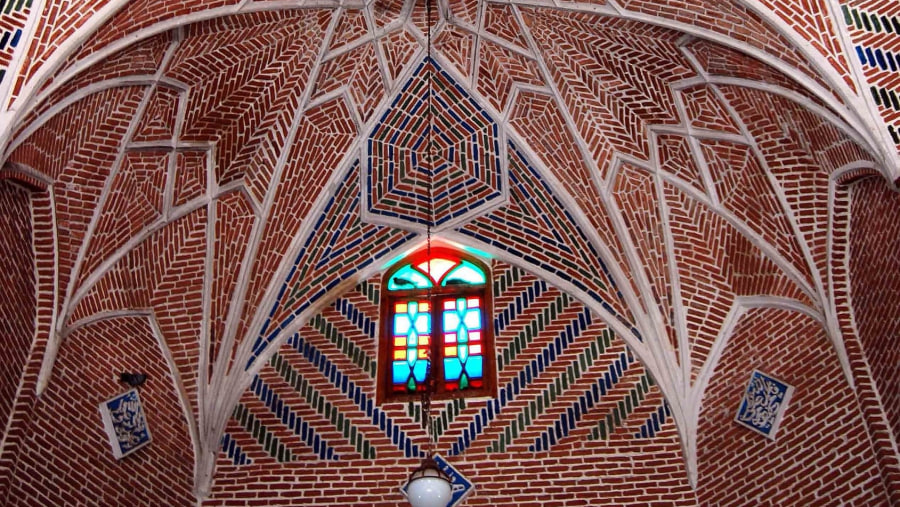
[0,189,53,458]
[686,295,825,482]
[649,160,819,304]
[61,183,235,321]
[36,37,183,396]
[830,177,900,468]
[440,227,671,391]
[4,76,182,158]
[647,131,692,402]
[63,308,152,336]
[701,76,875,161]
[452,18,535,61]
[1,161,54,186]
[363,6,392,96]
[708,81,854,384]
[145,313,204,500]
[0,0,45,111]
[201,11,347,484]
[510,2,681,397]
[485,0,894,172]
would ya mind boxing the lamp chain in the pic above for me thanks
[422,0,437,458]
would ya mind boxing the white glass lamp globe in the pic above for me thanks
[406,458,452,507]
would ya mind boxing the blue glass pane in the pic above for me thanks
[393,361,411,384]
[413,359,429,382]
[464,356,483,379]
[388,265,433,290]
[441,261,486,286]
[444,357,462,381]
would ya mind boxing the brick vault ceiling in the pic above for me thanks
[1,0,890,495]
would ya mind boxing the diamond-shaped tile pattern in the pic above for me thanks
[364,57,506,230]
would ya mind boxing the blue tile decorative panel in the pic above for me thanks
[734,369,794,440]
[400,454,473,507]
[98,389,152,459]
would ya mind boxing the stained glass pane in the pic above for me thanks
[465,356,483,378]
[442,261,486,286]
[441,296,484,391]
[444,357,463,381]
[387,265,432,291]
[390,298,431,392]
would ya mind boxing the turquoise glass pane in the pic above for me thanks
[394,314,410,335]
[458,344,468,361]
[393,361,410,384]
[444,357,462,381]
[388,265,433,290]
[413,359,429,382]
[464,355,483,379]
[441,261,486,286]
[458,327,468,343]
[464,308,481,330]
[407,348,416,365]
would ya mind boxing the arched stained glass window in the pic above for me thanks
[379,248,496,402]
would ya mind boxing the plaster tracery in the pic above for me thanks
[0,0,898,503]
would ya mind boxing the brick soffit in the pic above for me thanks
[0,0,897,498]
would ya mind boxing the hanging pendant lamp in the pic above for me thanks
[404,0,453,505]
[406,456,452,507]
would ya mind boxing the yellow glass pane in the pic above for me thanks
[394,350,407,360]
[394,337,406,347]
[396,302,407,313]
[420,302,430,312]
[419,336,430,346]
[418,349,428,359]
[444,346,457,357]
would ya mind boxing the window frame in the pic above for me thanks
[377,247,497,404]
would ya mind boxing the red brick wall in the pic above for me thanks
[849,178,900,445]
[1,317,195,505]
[0,181,35,441]
[206,266,700,506]
[696,307,888,505]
